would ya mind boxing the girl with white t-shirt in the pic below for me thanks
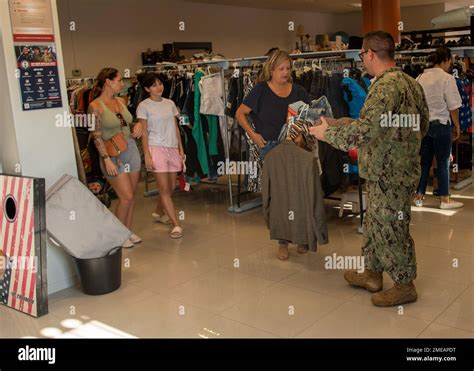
[137,73,184,238]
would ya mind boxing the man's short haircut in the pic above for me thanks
[363,31,395,61]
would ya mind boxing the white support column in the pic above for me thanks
[0,0,78,294]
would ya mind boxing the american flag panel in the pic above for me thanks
[0,175,38,317]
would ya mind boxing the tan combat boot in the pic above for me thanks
[371,281,417,307]
[344,270,383,293]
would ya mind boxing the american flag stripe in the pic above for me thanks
[10,178,30,311]
[16,180,35,314]
[9,176,26,309]
[4,177,16,308]
[4,177,17,258]
[0,176,10,254]
[23,184,37,316]
[9,177,24,259]
[21,208,35,314]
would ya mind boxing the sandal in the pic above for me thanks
[170,226,183,239]
[152,212,171,225]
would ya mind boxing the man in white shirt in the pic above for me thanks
[414,46,463,210]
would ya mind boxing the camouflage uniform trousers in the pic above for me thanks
[362,180,417,284]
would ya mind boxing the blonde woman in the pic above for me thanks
[236,50,310,160]
[235,50,310,261]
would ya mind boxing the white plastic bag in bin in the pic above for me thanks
[46,174,131,259]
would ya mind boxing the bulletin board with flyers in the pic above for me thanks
[9,0,63,111]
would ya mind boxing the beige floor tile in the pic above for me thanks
[122,250,218,294]
[154,231,268,267]
[53,318,136,338]
[436,286,474,332]
[416,245,472,284]
[48,281,154,319]
[161,268,275,313]
[411,223,473,255]
[55,294,215,338]
[349,274,470,322]
[418,323,473,338]
[0,305,65,338]
[281,259,359,300]
[221,283,344,338]
[219,244,320,283]
[296,301,430,338]
[176,314,277,338]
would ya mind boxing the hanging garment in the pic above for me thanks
[310,71,349,118]
[456,77,472,130]
[193,70,210,175]
[225,75,244,117]
[341,77,368,119]
[199,72,225,116]
[262,140,328,251]
[193,70,220,175]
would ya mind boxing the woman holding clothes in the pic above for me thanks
[413,47,463,210]
[235,50,310,261]
[88,68,144,248]
[137,73,184,239]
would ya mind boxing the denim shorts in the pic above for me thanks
[100,138,142,179]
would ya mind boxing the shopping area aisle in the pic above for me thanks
[1,181,472,339]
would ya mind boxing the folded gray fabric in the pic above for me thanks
[46,175,131,259]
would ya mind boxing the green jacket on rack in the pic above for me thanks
[193,70,219,175]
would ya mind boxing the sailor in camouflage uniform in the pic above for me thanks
[310,31,429,307]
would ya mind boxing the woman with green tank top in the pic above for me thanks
[88,68,144,248]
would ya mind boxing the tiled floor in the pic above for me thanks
[1,180,472,338]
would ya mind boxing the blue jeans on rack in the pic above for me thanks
[416,121,452,197]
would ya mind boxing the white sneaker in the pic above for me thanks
[414,198,423,207]
[152,212,171,225]
[130,233,142,244]
[122,239,134,248]
[440,200,464,210]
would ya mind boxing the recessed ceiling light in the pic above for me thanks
[348,3,362,7]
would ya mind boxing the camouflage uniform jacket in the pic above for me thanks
[325,67,429,187]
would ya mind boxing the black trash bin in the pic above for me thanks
[73,247,122,295]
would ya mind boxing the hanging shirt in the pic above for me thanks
[136,98,179,148]
[199,73,225,116]
[416,67,462,125]
[243,81,310,141]
[341,77,368,119]
[455,77,472,130]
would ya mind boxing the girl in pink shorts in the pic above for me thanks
[137,73,184,238]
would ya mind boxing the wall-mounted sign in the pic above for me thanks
[9,0,62,111]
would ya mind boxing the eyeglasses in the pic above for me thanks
[358,49,378,60]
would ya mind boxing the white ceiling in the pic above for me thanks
[184,0,473,14]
